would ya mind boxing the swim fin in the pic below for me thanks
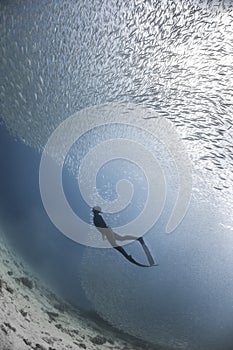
[114,246,151,268]
[137,237,158,266]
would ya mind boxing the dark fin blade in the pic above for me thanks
[137,237,157,266]
[114,246,150,267]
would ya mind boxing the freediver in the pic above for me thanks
[92,206,158,267]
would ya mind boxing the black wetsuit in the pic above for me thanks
[93,212,108,230]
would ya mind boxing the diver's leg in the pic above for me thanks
[114,233,138,241]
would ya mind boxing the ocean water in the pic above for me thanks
[1,1,233,349]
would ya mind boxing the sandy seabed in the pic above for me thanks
[0,233,157,350]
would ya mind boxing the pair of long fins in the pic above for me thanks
[114,237,158,268]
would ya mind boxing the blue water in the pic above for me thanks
[0,124,89,309]
[1,1,233,349]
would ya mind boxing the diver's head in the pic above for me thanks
[92,206,102,214]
